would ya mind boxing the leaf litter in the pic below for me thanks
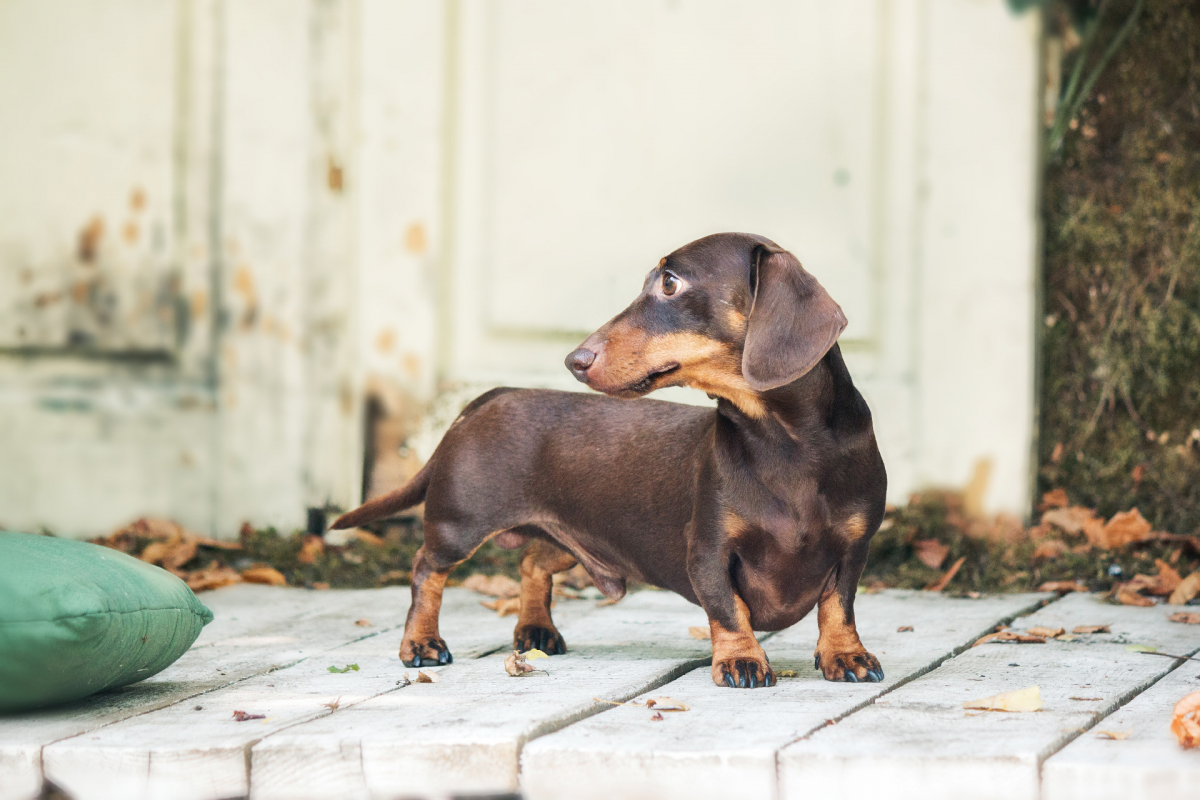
[504,648,549,677]
[963,686,1042,712]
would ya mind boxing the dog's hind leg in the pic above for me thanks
[513,539,577,654]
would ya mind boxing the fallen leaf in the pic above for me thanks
[1125,645,1157,653]
[776,670,798,678]
[1039,488,1070,510]
[974,630,1046,646]
[897,626,914,632]
[1146,559,1183,596]
[1032,540,1070,560]
[322,696,341,711]
[525,648,549,661]
[963,685,1042,712]
[182,561,242,592]
[1039,580,1089,593]
[1072,624,1110,634]
[416,671,439,683]
[1055,634,1078,641]
[327,663,360,673]
[1169,612,1200,625]
[242,566,288,586]
[297,535,325,564]
[688,626,711,640]
[481,597,521,617]
[650,712,665,721]
[140,533,198,572]
[1026,626,1066,638]
[504,650,546,677]
[355,619,372,627]
[925,556,966,592]
[1095,729,1131,740]
[1041,506,1100,536]
[1096,509,1154,549]
[644,697,690,712]
[312,581,330,590]
[1171,691,1200,748]
[232,710,265,721]
[1116,586,1155,607]
[1169,573,1200,605]
[462,573,521,598]
[912,539,950,569]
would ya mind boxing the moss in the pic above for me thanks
[1039,0,1200,533]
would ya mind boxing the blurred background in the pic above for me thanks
[0,0,1065,540]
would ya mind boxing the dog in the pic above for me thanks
[332,232,887,688]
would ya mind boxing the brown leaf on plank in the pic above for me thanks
[650,712,665,722]
[1095,729,1131,740]
[974,629,1046,646]
[688,626,710,640]
[183,561,242,592]
[242,566,288,586]
[503,650,546,677]
[1115,586,1155,607]
[1169,573,1200,605]
[963,685,1041,712]
[1039,581,1089,593]
[925,556,966,592]
[354,619,372,627]
[1026,626,1066,638]
[1169,612,1200,625]
[1072,625,1111,634]
[912,539,950,569]
[232,710,265,721]
[1171,691,1200,749]
[463,573,521,598]
[416,671,439,683]
[897,626,914,632]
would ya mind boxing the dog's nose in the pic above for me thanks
[565,348,596,382]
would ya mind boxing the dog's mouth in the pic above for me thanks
[620,363,680,396]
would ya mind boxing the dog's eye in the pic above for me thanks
[662,272,681,297]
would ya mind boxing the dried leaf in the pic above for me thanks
[327,663,360,673]
[1041,506,1099,536]
[1145,559,1182,596]
[1169,612,1200,625]
[912,538,950,569]
[776,669,798,678]
[1095,729,1131,740]
[925,556,966,592]
[974,630,1046,646]
[645,697,691,712]
[355,619,372,627]
[1039,488,1070,510]
[650,712,665,722]
[1171,691,1200,749]
[416,671,439,683]
[481,597,521,617]
[504,650,544,677]
[1169,573,1200,605]
[242,566,287,586]
[962,685,1042,712]
[182,561,242,592]
[297,535,325,564]
[1096,509,1154,549]
[1026,626,1066,638]
[1032,540,1070,560]
[525,648,549,661]
[897,626,914,632]
[1116,586,1155,607]
[462,573,521,598]
[1072,624,1110,634]
[322,696,341,711]
[232,710,265,721]
[1039,580,1089,593]
[688,626,711,640]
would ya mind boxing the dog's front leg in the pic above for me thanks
[813,538,884,682]
[686,517,775,689]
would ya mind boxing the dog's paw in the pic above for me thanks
[513,625,566,655]
[712,655,776,689]
[814,649,883,682]
[400,636,453,667]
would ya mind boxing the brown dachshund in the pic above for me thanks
[332,232,887,688]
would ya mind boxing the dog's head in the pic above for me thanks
[565,233,846,416]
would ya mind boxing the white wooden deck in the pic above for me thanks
[1,586,1197,800]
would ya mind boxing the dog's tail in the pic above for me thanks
[330,461,433,529]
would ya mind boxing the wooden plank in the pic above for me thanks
[38,588,585,800]
[248,590,716,800]
[1042,648,1200,800]
[520,590,1048,800]
[0,585,407,800]
[777,592,1200,800]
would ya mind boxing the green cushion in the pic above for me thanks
[0,531,213,712]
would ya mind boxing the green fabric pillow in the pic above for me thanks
[0,531,213,712]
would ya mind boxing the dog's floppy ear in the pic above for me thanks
[742,244,847,391]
